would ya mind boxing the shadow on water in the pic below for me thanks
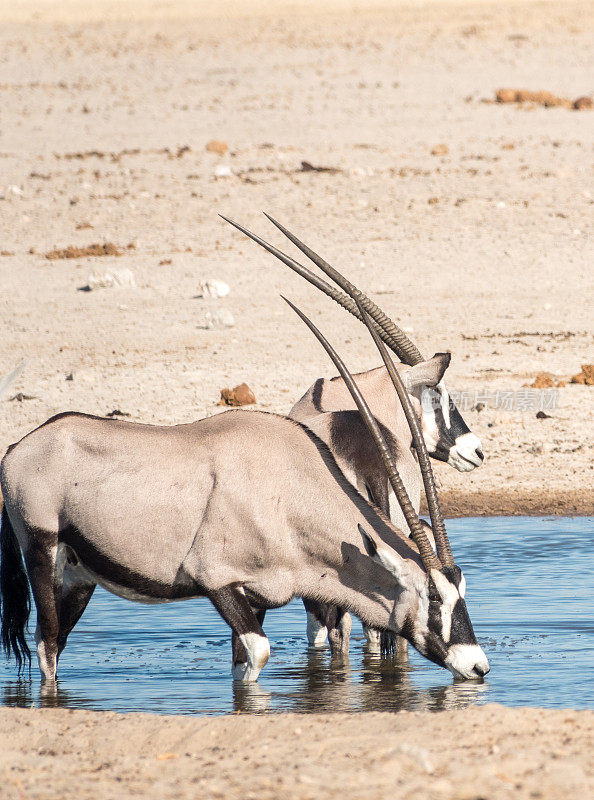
[1,517,593,714]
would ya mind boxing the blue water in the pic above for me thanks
[1,517,592,714]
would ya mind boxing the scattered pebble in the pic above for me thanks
[195,279,230,299]
[87,269,136,290]
[106,409,131,417]
[205,140,229,156]
[570,365,594,386]
[201,309,235,329]
[45,243,123,259]
[214,165,232,178]
[430,144,449,156]
[218,383,256,406]
[536,411,552,419]
[527,373,566,388]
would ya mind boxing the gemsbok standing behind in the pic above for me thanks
[0,298,489,685]
[222,214,483,657]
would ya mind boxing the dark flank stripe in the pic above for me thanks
[59,525,203,601]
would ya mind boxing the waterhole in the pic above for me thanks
[1,517,592,714]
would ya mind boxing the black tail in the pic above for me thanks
[0,506,31,671]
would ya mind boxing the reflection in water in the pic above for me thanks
[232,647,488,715]
[0,517,593,715]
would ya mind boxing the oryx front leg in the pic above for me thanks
[209,586,270,682]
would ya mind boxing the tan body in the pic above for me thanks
[1,410,427,683]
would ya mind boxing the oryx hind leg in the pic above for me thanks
[24,535,60,683]
[209,586,270,682]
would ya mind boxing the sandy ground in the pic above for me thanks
[0,0,593,516]
[1,704,593,800]
[1,1,593,796]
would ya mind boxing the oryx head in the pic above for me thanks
[283,292,490,682]
[359,523,488,680]
[220,213,484,473]
[402,354,484,472]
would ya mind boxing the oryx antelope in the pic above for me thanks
[223,214,483,655]
[0,303,489,685]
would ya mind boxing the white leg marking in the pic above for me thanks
[306,612,328,647]
[395,636,409,662]
[363,626,381,654]
[35,624,56,682]
[234,633,270,682]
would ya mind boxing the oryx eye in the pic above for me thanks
[429,593,440,603]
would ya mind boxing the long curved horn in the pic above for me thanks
[219,215,422,364]
[265,214,424,366]
[282,296,441,573]
[355,301,455,568]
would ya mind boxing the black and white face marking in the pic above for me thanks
[413,566,489,680]
[420,382,484,473]
[361,529,489,681]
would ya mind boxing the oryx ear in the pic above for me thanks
[358,525,410,583]
[403,353,451,391]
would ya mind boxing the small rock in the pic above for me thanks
[536,411,552,419]
[573,96,593,110]
[196,279,230,299]
[430,143,449,156]
[527,373,566,389]
[214,165,232,178]
[201,309,235,329]
[496,88,519,103]
[570,364,594,385]
[206,140,229,156]
[87,268,135,290]
[218,383,256,406]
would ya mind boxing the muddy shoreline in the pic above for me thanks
[430,489,594,518]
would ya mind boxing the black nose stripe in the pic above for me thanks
[449,599,478,646]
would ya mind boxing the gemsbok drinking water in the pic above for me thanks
[223,214,484,657]
[0,274,488,688]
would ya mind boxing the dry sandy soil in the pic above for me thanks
[2,704,593,800]
[0,2,593,797]
[0,0,593,516]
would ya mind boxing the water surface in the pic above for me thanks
[1,517,592,714]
